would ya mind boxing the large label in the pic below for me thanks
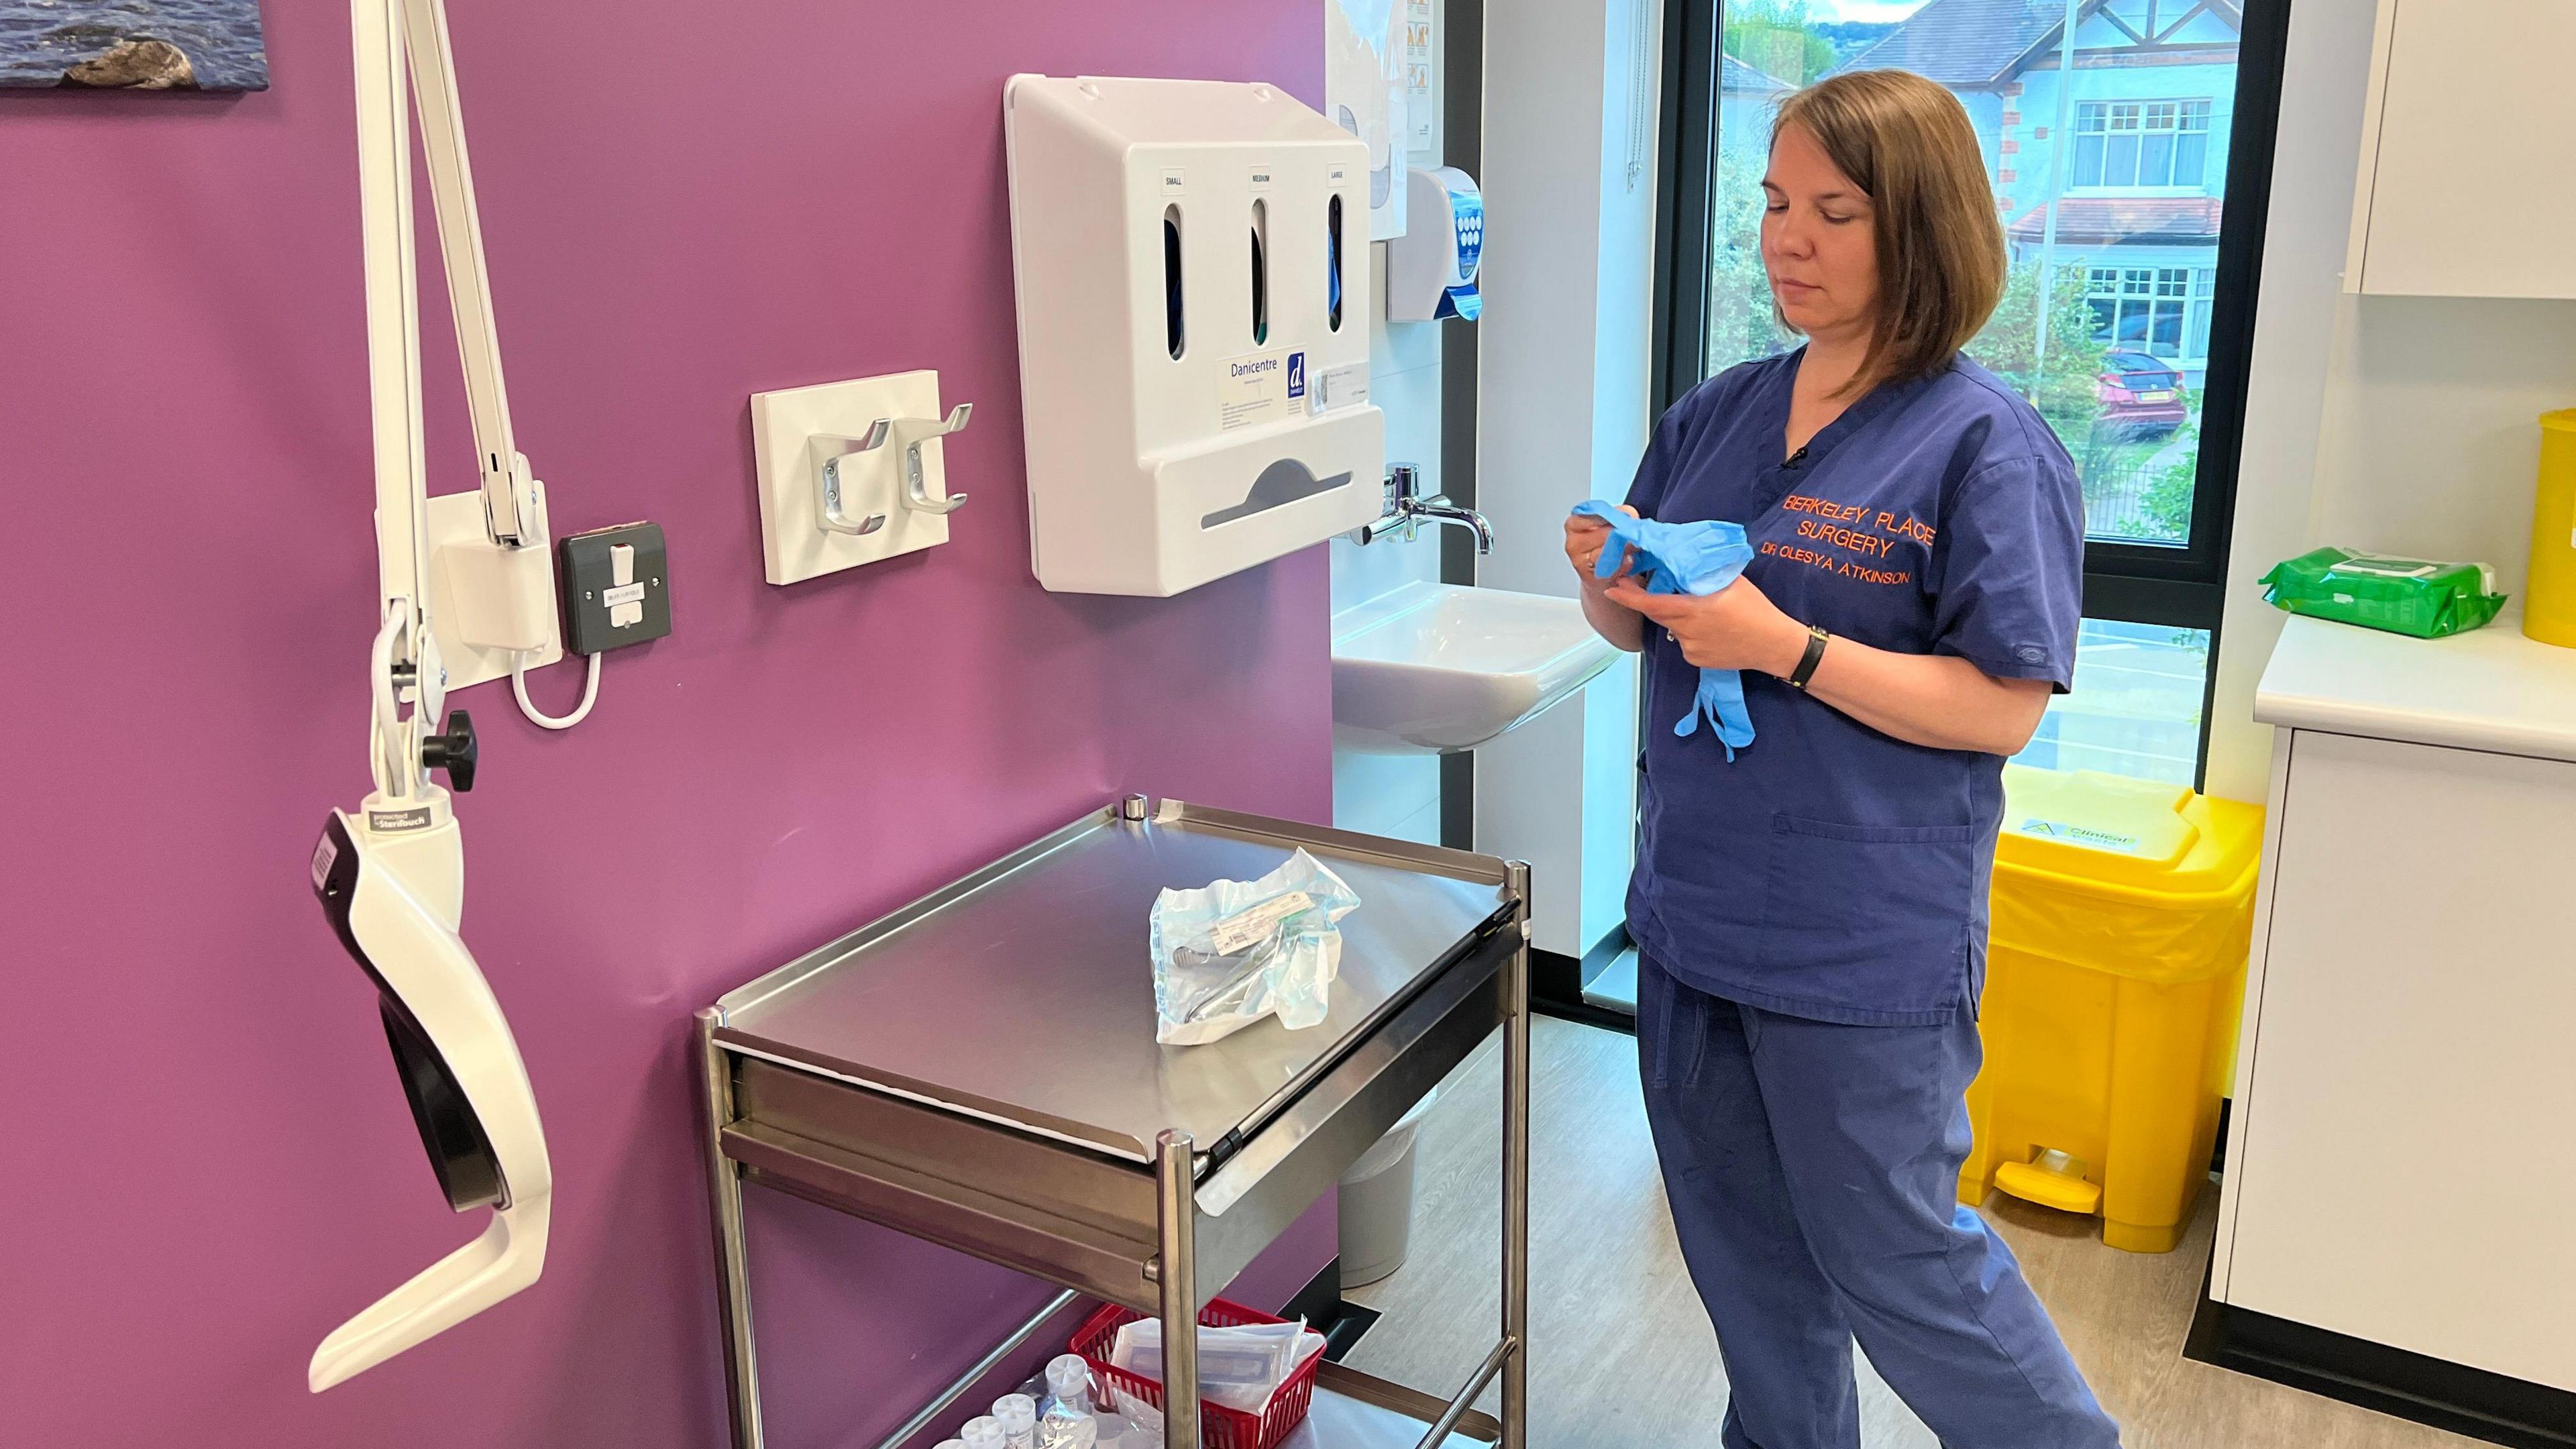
[1220,350,1301,431]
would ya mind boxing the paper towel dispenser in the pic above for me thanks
[1005,74,1386,597]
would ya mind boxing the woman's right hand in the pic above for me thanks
[1568,506,1649,652]
[1565,506,1638,593]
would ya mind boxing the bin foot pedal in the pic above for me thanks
[1994,1148,2102,1216]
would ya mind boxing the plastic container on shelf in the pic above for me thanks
[1069,1298,1322,1449]
[2526,410,2576,647]
[1960,765,2265,1253]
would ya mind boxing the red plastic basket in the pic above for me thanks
[1068,1297,1321,1449]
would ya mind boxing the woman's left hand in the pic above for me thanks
[1606,574,1809,678]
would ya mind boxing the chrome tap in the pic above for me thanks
[1352,464,1494,553]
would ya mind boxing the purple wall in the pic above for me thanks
[0,3,1337,1445]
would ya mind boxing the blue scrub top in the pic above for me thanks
[1624,348,2084,1026]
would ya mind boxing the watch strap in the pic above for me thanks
[1787,625,1830,691]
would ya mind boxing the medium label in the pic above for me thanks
[1312,363,1369,415]
[603,582,646,608]
[1207,890,1317,956]
[367,806,435,834]
[1219,350,1293,431]
[309,833,339,893]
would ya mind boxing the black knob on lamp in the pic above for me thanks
[421,708,478,793]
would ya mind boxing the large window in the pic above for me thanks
[1654,0,2287,787]
[2073,99,2214,189]
[2087,265,2216,362]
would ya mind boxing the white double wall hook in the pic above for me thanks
[806,403,971,534]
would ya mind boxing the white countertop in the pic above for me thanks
[2255,608,2576,763]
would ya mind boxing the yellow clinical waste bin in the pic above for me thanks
[1960,766,2264,1252]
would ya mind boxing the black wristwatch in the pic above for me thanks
[1786,624,1831,691]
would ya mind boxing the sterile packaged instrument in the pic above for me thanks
[2259,546,2508,639]
[1107,1318,1326,1413]
[1149,849,1360,1045]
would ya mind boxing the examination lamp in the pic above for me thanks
[307,0,555,1391]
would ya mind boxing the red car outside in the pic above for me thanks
[2096,351,2187,439]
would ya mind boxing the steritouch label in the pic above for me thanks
[1219,350,1298,431]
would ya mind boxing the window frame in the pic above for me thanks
[1650,0,2293,787]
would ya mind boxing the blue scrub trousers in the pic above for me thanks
[1637,956,2122,1449]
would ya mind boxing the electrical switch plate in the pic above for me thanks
[750,369,960,586]
[559,522,672,655]
[427,487,564,691]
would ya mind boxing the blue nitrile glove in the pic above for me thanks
[1570,500,1759,759]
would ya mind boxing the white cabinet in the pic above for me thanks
[2216,731,2576,1389]
[2347,0,2576,298]
[2214,614,2576,1391]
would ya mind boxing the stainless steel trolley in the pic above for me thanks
[694,796,1532,1449]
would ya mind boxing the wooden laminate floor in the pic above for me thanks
[1340,1016,2482,1449]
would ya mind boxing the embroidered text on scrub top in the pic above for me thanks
[1570,500,1758,759]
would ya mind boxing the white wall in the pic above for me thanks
[1474,0,1660,957]
[1331,0,1450,845]
[2208,0,2574,802]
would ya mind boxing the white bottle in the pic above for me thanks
[1039,1354,1095,1448]
[960,1417,1007,1449]
[993,1393,1038,1449]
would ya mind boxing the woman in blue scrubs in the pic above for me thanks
[1565,72,2120,1448]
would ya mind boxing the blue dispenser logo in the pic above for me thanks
[1287,352,1307,400]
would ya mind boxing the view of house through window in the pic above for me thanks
[1705,0,2252,785]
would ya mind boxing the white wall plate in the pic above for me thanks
[751,369,959,586]
[425,489,563,692]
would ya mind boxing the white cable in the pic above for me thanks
[511,649,600,730]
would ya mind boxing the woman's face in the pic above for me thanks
[1762,122,1880,341]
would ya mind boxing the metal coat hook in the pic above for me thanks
[885,403,973,515]
[811,421,893,536]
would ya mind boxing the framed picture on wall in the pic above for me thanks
[2,0,269,91]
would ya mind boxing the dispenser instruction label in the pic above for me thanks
[1220,350,1295,431]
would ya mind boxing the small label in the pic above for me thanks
[1161,168,1186,194]
[309,833,339,893]
[2016,816,2141,853]
[1248,163,1275,192]
[603,582,647,608]
[368,806,435,834]
[1208,890,1317,956]
[1312,363,1370,415]
[1286,352,1307,400]
[1218,350,1291,431]
[1329,165,1350,185]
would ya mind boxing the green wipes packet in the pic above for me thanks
[2259,547,2507,639]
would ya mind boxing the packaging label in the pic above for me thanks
[1208,890,1317,956]
[2015,816,2141,853]
[1219,350,1292,431]
[1312,363,1370,415]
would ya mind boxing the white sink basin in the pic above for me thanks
[1331,582,1621,755]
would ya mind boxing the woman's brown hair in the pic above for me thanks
[1772,70,2005,388]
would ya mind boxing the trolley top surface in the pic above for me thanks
[712,801,1515,1165]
